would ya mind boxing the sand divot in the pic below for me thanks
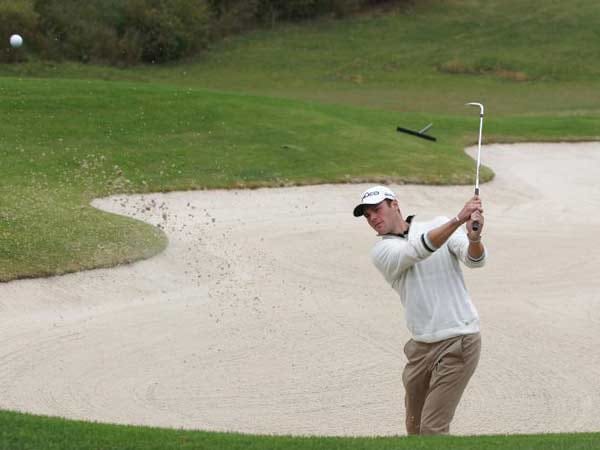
[1,142,599,436]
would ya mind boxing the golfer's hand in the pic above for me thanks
[457,196,483,224]
[467,210,484,238]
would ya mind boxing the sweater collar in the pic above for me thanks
[381,215,415,238]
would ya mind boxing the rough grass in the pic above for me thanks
[5,0,600,115]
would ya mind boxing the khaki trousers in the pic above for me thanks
[402,332,481,435]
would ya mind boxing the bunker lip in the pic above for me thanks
[0,142,599,437]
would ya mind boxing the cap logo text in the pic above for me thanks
[362,191,379,200]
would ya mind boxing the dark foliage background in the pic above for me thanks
[1,0,406,64]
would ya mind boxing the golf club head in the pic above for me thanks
[466,102,484,115]
[396,126,437,142]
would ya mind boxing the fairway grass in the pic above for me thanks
[1,410,599,450]
[1,76,499,281]
[1,76,599,280]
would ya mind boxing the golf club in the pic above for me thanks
[466,102,484,232]
[397,123,437,141]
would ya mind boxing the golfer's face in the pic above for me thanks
[363,200,396,234]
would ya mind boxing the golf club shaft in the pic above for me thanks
[466,103,484,232]
[474,113,483,193]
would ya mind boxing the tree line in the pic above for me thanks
[1,0,402,65]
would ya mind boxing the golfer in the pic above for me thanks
[353,185,486,435]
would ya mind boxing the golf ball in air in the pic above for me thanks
[10,34,23,48]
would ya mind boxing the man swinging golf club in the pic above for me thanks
[353,186,486,435]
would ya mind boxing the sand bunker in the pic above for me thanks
[1,142,599,436]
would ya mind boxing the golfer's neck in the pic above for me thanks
[393,217,409,235]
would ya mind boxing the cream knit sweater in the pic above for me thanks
[371,216,486,343]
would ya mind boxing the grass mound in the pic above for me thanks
[0,76,502,280]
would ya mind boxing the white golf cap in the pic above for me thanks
[353,185,396,217]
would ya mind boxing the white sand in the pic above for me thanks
[1,142,599,436]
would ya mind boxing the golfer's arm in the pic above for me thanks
[426,217,462,250]
[468,239,485,260]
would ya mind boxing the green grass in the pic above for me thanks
[5,0,600,115]
[0,76,492,280]
[2,75,598,280]
[1,410,599,450]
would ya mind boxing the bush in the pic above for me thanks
[210,0,403,30]
[207,0,260,35]
[33,0,210,64]
[120,0,211,63]
[33,0,118,62]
